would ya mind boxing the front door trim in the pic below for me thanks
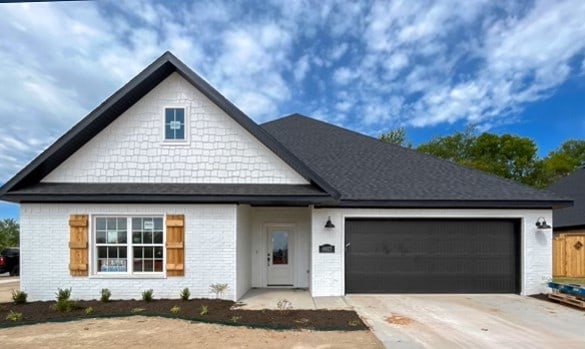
[265,223,295,286]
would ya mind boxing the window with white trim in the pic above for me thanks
[164,107,186,141]
[95,216,164,274]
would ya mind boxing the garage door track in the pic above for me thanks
[346,295,585,349]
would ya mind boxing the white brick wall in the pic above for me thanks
[236,205,251,299]
[310,208,553,297]
[42,72,307,185]
[20,203,238,301]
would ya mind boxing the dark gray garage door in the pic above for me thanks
[345,219,520,293]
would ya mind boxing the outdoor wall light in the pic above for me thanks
[325,217,335,229]
[535,217,551,229]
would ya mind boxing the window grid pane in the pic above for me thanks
[96,217,128,273]
[131,217,164,273]
[96,216,163,274]
[164,108,185,140]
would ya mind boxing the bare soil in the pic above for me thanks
[0,298,367,330]
[0,316,384,349]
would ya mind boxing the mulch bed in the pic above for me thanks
[0,298,367,330]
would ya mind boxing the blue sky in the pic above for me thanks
[1,0,585,219]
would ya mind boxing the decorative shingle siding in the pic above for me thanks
[310,208,553,297]
[20,203,237,301]
[42,73,307,185]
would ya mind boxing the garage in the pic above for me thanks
[345,218,520,293]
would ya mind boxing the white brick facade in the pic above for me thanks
[20,203,238,301]
[42,73,307,185]
[236,205,251,299]
[20,204,553,300]
[310,208,554,297]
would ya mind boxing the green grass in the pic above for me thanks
[553,277,585,286]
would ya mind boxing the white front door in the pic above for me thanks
[267,227,293,286]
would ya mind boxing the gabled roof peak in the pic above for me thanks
[0,52,339,200]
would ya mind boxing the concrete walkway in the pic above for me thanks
[345,294,585,349]
[237,288,351,310]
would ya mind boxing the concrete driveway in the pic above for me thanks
[0,274,19,303]
[346,294,585,349]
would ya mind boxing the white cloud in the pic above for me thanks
[329,43,349,61]
[294,55,311,82]
[1,0,585,184]
[333,67,358,85]
[407,0,585,128]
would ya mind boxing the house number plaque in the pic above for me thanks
[319,244,335,253]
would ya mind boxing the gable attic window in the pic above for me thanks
[164,107,186,141]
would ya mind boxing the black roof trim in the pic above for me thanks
[0,52,339,200]
[4,182,328,196]
[316,199,573,209]
[2,194,333,206]
[554,224,585,231]
[1,182,334,205]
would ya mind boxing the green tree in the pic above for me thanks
[0,218,19,251]
[381,125,583,188]
[540,140,585,184]
[417,127,542,186]
[379,127,412,148]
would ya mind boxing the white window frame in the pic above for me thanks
[162,105,189,144]
[91,215,166,278]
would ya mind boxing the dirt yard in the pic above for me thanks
[0,316,383,349]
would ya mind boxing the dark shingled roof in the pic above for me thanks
[3,183,331,205]
[548,168,585,229]
[262,114,571,208]
[0,51,573,209]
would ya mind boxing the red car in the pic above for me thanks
[0,248,19,276]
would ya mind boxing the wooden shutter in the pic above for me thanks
[69,215,88,276]
[166,214,185,276]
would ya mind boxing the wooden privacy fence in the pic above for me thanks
[553,233,585,277]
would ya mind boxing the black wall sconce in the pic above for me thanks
[325,216,335,229]
[535,217,551,229]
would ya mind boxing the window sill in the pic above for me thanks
[160,140,190,146]
[89,274,166,280]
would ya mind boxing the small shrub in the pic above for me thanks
[142,289,153,302]
[56,288,72,302]
[200,305,208,316]
[6,310,22,322]
[170,305,181,315]
[53,299,80,312]
[85,306,94,315]
[209,283,228,299]
[231,315,241,323]
[179,287,190,301]
[131,307,145,313]
[100,288,111,303]
[11,289,27,305]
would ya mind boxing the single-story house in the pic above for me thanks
[548,167,585,277]
[0,52,571,301]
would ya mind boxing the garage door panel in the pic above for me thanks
[346,273,515,293]
[345,219,520,293]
